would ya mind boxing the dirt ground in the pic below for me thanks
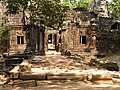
[0,80,120,90]
[1,54,120,90]
[31,55,96,71]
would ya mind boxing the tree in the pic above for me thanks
[29,0,67,28]
[110,0,120,20]
[6,0,31,29]
[5,0,67,29]
[62,0,92,9]
[0,24,13,54]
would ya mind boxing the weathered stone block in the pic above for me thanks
[19,73,46,80]
[19,60,31,72]
[112,78,120,83]
[13,80,37,87]
[19,64,31,72]
[47,73,85,80]
[10,72,19,79]
[10,65,20,79]
[92,73,113,80]
[102,63,119,71]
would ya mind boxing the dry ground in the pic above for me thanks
[1,54,120,90]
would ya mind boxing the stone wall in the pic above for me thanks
[9,27,26,54]
[96,17,120,54]
[60,8,97,55]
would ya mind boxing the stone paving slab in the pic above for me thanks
[19,72,47,80]
[9,55,120,84]
[18,68,120,83]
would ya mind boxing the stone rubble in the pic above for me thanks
[8,55,120,85]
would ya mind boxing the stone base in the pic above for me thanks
[19,73,47,80]
[13,80,37,87]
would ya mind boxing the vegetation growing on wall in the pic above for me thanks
[0,24,13,54]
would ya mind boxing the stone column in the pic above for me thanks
[36,28,44,54]
[56,33,59,52]
[35,28,38,52]
[44,32,48,52]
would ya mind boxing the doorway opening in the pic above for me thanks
[48,34,57,50]
[80,36,86,44]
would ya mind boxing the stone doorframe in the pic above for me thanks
[44,29,60,52]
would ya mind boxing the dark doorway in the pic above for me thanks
[80,36,86,44]
[111,22,120,30]
[54,34,57,50]
[48,34,52,44]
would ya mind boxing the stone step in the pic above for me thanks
[47,72,85,80]
[13,80,37,87]
[20,73,47,80]
[5,58,24,66]
[18,69,120,83]
[45,51,61,56]
[10,60,31,79]
[6,54,32,59]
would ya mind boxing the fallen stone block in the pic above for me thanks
[19,64,31,72]
[47,73,85,80]
[92,73,113,80]
[10,65,20,79]
[112,78,120,83]
[19,60,31,73]
[13,80,37,87]
[113,74,120,78]
[10,72,19,79]
[87,73,93,81]
[47,75,84,80]
[19,73,47,80]
[93,80,113,84]
[101,63,119,71]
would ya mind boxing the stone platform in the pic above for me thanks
[10,61,120,84]
[9,55,120,85]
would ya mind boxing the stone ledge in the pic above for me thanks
[47,72,86,80]
[19,73,47,80]
[112,78,120,83]
[10,65,120,84]
[10,65,20,79]
[13,80,37,87]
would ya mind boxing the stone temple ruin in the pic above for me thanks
[1,0,120,87]
[0,0,120,56]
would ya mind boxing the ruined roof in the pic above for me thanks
[7,12,30,26]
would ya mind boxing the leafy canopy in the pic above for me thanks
[0,24,13,53]
[110,0,120,19]
[61,0,92,9]
[6,0,67,29]
[6,0,29,13]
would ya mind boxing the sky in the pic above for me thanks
[107,0,111,2]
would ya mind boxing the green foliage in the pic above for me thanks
[62,0,92,9]
[0,24,13,53]
[6,0,67,29]
[29,0,67,28]
[110,0,120,19]
[6,0,30,14]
